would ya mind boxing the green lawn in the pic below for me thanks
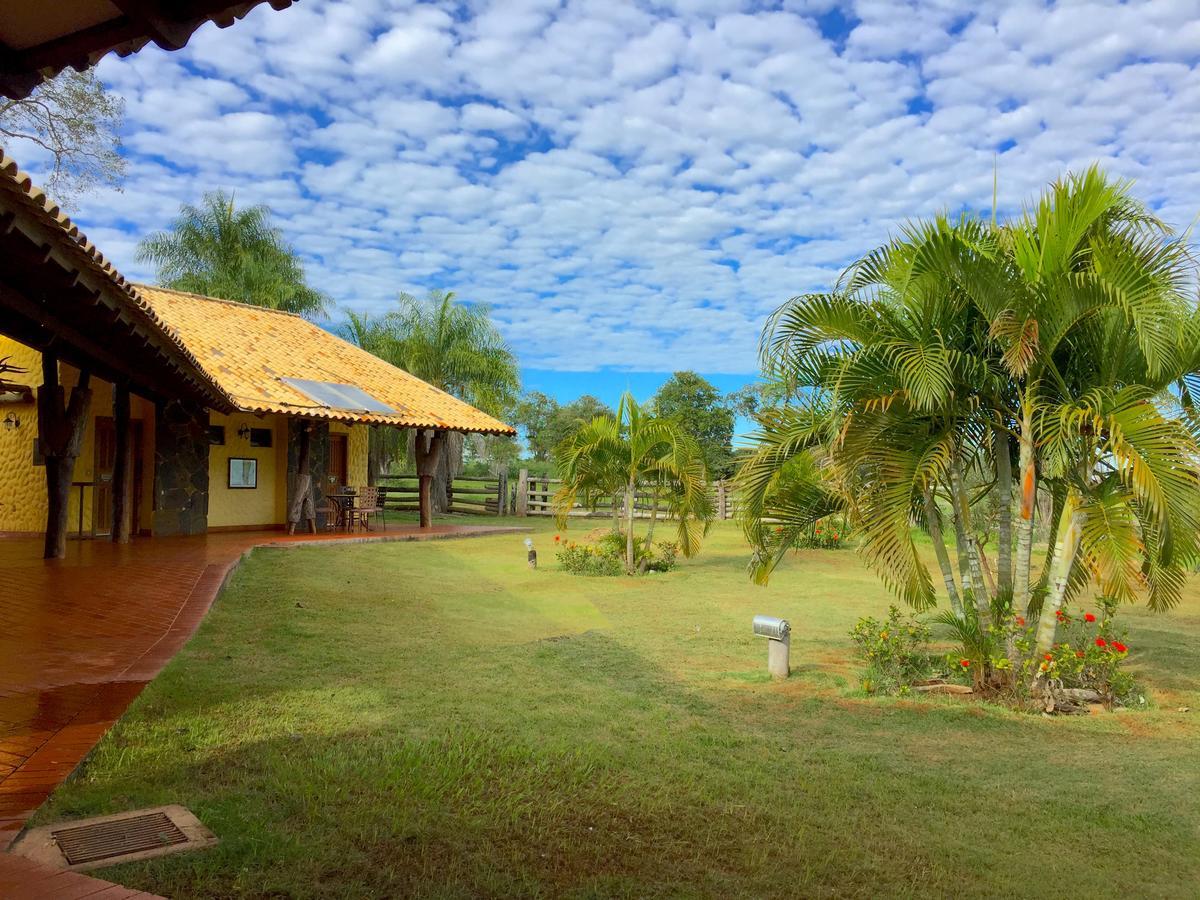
[35,519,1200,898]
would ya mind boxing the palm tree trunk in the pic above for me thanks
[625,478,636,574]
[993,417,1014,600]
[950,459,989,615]
[923,486,963,616]
[1013,402,1037,613]
[1034,491,1085,656]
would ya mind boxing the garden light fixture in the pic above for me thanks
[752,615,791,678]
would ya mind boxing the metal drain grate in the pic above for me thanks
[52,811,189,865]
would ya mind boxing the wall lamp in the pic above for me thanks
[237,424,251,441]
[2,412,20,431]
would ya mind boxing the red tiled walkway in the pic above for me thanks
[0,523,525,891]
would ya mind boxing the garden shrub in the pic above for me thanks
[553,531,679,576]
[849,606,938,695]
[1016,600,1141,706]
[794,517,848,549]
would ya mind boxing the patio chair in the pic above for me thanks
[357,485,386,531]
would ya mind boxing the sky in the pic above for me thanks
[13,0,1200,413]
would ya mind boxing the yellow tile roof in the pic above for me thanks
[137,285,515,435]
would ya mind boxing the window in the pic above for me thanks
[228,458,258,489]
[208,425,226,445]
[249,427,273,448]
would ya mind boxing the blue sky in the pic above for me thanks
[11,0,1200,416]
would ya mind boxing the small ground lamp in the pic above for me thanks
[752,615,791,678]
[524,537,536,569]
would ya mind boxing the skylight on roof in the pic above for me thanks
[281,378,396,414]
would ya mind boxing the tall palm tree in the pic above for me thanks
[741,167,1200,666]
[384,290,519,511]
[137,190,328,316]
[554,392,711,573]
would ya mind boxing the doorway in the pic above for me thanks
[328,433,349,490]
[93,416,144,537]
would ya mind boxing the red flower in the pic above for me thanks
[1055,609,1064,618]
[554,534,561,542]
[775,526,783,534]
[1095,637,1107,648]
[1084,612,1096,623]
[1016,616,1025,626]
[1112,641,1128,653]
[960,659,970,668]
[1044,653,1053,661]
[1076,651,1084,658]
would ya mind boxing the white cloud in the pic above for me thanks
[10,0,1191,376]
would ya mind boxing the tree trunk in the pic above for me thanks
[415,429,446,529]
[1013,402,1037,612]
[1034,491,1085,657]
[922,486,963,615]
[38,354,92,559]
[950,459,989,616]
[993,417,1014,600]
[111,383,133,543]
[432,431,464,514]
[625,479,636,574]
[287,423,315,535]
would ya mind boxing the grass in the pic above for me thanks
[34,519,1200,898]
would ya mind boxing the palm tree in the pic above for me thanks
[741,167,1200,667]
[384,290,519,511]
[554,392,711,573]
[137,191,328,316]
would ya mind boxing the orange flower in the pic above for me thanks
[554,534,561,542]
[1016,616,1026,627]
[1076,651,1084,658]
[960,658,970,668]
[1044,653,1052,661]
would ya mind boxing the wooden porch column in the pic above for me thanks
[414,429,446,529]
[288,422,317,534]
[38,352,92,559]
[111,383,133,543]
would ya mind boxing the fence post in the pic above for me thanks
[516,468,528,517]
[716,480,726,520]
[496,471,508,516]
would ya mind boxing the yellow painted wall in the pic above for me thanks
[0,337,42,533]
[333,422,370,488]
[0,344,155,535]
[208,412,287,528]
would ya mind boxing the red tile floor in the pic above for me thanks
[0,523,525,896]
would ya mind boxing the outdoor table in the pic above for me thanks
[326,493,359,531]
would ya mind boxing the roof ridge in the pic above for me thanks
[132,284,313,320]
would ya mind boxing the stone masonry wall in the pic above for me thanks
[154,398,209,536]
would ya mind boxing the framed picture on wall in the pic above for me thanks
[228,457,258,489]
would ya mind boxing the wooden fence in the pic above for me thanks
[374,470,741,520]
[514,470,739,520]
[377,472,509,516]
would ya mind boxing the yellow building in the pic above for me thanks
[0,151,514,544]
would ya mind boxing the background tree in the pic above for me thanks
[387,290,520,512]
[0,68,125,207]
[512,391,558,460]
[554,392,711,573]
[137,191,328,316]
[652,371,735,479]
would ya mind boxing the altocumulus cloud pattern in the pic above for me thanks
[26,0,1200,374]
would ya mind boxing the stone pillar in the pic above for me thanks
[153,399,210,536]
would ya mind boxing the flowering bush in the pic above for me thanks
[849,606,938,695]
[1017,601,1139,705]
[788,517,848,549]
[553,532,678,576]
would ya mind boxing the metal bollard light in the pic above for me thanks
[524,537,537,569]
[752,615,791,678]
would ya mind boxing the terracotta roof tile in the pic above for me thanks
[136,286,516,435]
